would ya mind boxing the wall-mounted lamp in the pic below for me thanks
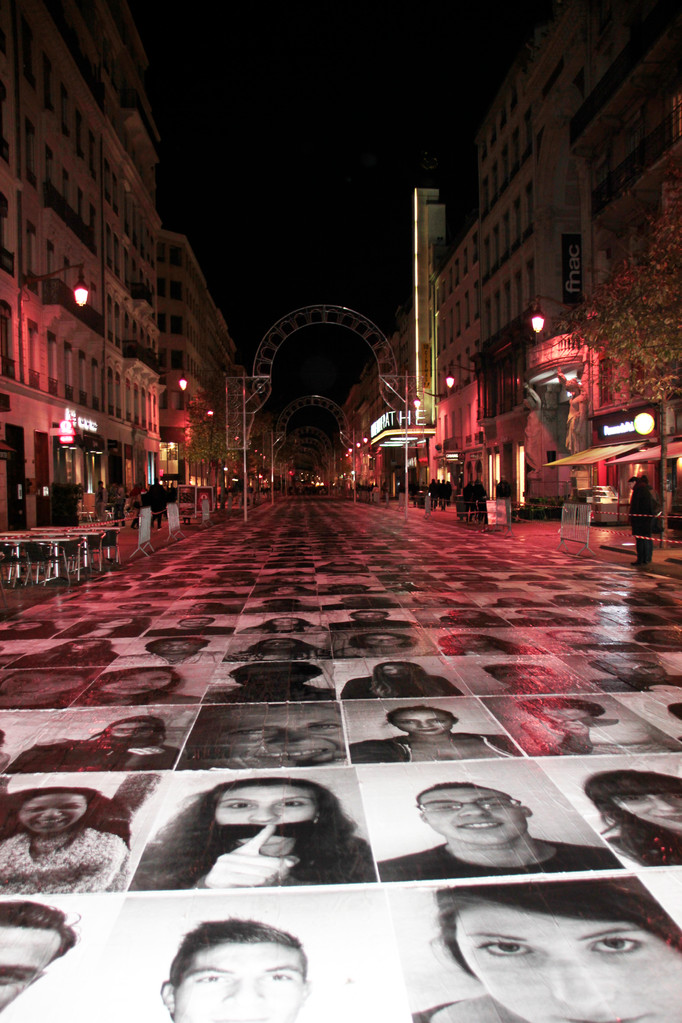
[24,262,89,307]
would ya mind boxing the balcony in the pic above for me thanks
[130,281,153,307]
[41,278,104,337]
[29,369,40,389]
[1,356,15,379]
[43,180,96,252]
[592,102,682,215]
[122,341,160,374]
[79,389,87,405]
[64,384,73,400]
[0,246,13,276]
[48,377,58,395]
[571,0,680,144]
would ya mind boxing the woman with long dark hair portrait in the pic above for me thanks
[131,776,376,890]
[76,667,189,706]
[7,715,179,772]
[0,786,130,893]
[584,768,682,866]
[341,661,461,699]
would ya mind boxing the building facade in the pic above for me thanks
[156,229,235,487]
[0,0,162,528]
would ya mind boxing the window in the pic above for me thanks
[169,246,182,266]
[170,349,184,369]
[88,131,95,177]
[75,109,83,156]
[25,119,35,184]
[0,302,12,375]
[157,313,166,332]
[513,197,521,242]
[525,182,534,228]
[63,342,73,390]
[526,258,535,302]
[170,280,182,300]
[43,54,53,108]
[91,359,99,405]
[26,221,36,274]
[157,277,166,297]
[599,357,617,405]
[45,145,53,183]
[60,84,69,135]
[170,315,183,334]
[21,19,34,85]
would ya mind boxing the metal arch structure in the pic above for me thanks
[274,395,350,449]
[251,304,400,412]
[285,426,334,458]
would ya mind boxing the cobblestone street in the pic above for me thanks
[2,499,682,1023]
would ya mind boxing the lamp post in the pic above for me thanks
[178,376,188,485]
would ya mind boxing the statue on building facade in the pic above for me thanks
[557,369,589,455]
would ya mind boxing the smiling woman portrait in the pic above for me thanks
[0,786,130,893]
[584,768,682,866]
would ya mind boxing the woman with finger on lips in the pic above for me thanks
[130,776,375,890]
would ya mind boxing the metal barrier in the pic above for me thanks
[200,497,211,527]
[559,502,593,555]
[484,499,513,536]
[130,507,154,558]
[166,502,185,541]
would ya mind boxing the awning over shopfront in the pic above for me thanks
[82,433,106,453]
[606,440,682,464]
[544,442,644,466]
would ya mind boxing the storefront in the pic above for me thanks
[369,407,435,496]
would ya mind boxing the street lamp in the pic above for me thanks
[24,263,89,307]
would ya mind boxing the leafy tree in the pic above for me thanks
[185,383,227,488]
[561,164,682,517]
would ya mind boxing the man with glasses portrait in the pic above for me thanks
[378,781,621,882]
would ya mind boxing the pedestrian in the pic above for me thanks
[113,483,126,523]
[630,473,656,566]
[148,480,167,530]
[95,480,107,521]
[128,482,143,528]
[444,479,452,508]
[496,476,511,498]
[462,479,475,520]
[472,476,487,522]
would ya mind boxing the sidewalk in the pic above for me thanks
[380,499,682,582]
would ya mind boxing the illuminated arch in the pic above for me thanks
[252,304,399,410]
[275,395,350,447]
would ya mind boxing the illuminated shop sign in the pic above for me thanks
[65,407,98,433]
[598,410,656,441]
[370,408,426,439]
[561,234,582,304]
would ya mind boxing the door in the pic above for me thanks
[34,431,51,525]
[5,423,25,529]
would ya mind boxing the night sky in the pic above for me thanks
[128,1,552,410]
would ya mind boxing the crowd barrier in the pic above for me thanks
[558,502,593,555]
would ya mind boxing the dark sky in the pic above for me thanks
[128,0,552,411]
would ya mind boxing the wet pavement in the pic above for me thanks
[2,499,682,1023]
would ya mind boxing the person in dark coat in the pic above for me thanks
[629,474,656,565]
[148,481,167,530]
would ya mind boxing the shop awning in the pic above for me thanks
[606,440,682,464]
[82,433,106,453]
[544,442,644,466]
